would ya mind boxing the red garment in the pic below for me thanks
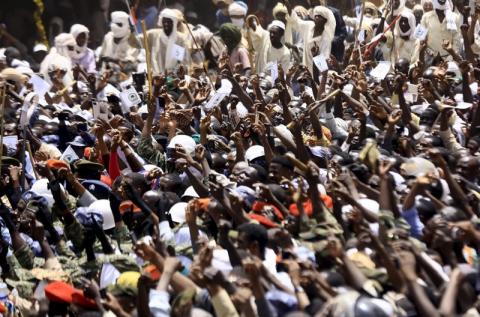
[108,150,121,183]
[289,195,333,217]
[248,213,278,228]
[252,201,284,220]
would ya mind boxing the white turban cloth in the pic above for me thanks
[268,20,286,31]
[70,24,89,59]
[395,11,416,39]
[110,11,130,38]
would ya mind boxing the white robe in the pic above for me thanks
[289,10,335,74]
[100,32,140,63]
[247,26,291,73]
[420,10,461,59]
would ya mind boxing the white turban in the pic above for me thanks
[268,20,286,31]
[311,6,336,40]
[228,2,247,16]
[393,0,406,16]
[54,33,76,58]
[156,8,180,71]
[395,11,416,38]
[70,24,89,39]
[70,24,90,59]
[273,2,288,18]
[110,11,130,38]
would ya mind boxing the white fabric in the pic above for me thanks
[395,11,416,38]
[110,11,130,38]
[231,18,245,28]
[100,32,140,63]
[70,24,89,59]
[420,10,461,57]
[268,20,286,31]
[433,0,447,10]
[393,0,406,15]
[228,2,247,16]
[147,8,189,73]
[291,6,336,74]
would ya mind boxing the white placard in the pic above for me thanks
[119,87,141,113]
[93,101,110,121]
[3,135,18,151]
[19,102,30,128]
[204,92,228,111]
[171,44,186,61]
[370,61,391,80]
[470,82,478,95]
[414,24,428,41]
[28,74,51,101]
[60,145,79,163]
[313,54,328,72]
[218,79,233,94]
[270,61,279,84]
[357,29,365,42]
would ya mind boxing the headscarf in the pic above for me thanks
[219,23,242,51]
[311,6,336,42]
[273,2,288,18]
[70,24,89,59]
[395,10,416,39]
[432,0,447,10]
[54,33,76,58]
[364,2,379,18]
[228,2,248,28]
[157,8,179,71]
[110,11,130,39]
[393,0,406,16]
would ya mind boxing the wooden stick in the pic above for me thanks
[25,141,39,179]
[183,20,217,93]
[141,20,153,102]
[309,88,341,112]
[0,84,6,173]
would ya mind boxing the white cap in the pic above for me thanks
[167,135,196,154]
[245,145,265,162]
[267,20,285,31]
[169,202,188,223]
[87,199,115,230]
[228,2,247,16]
[182,186,199,198]
[33,43,48,53]
[30,179,57,208]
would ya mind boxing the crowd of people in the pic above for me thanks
[1,0,480,316]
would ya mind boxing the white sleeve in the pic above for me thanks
[149,290,171,317]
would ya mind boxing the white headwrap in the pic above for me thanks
[228,2,248,16]
[267,20,286,31]
[110,11,130,39]
[54,33,76,58]
[432,0,447,10]
[157,8,179,71]
[311,6,336,41]
[393,0,406,16]
[70,24,89,59]
[229,2,247,28]
[395,11,416,38]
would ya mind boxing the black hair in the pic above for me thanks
[237,223,268,260]
[125,172,150,195]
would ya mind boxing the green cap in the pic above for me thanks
[1,156,20,171]
[74,159,104,173]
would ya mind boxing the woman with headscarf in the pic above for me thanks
[391,10,420,63]
[246,18,291,72]
[130,8,190,75]
[70,24,96,74]
[219,23,251,75]
[287,3,336,74]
